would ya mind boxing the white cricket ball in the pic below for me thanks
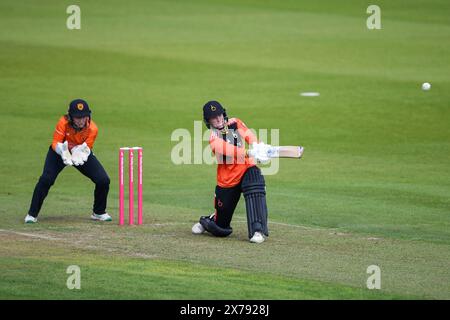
[422,82,431,91]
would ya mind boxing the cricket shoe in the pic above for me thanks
[24,214,37,224]
[191,222,205,234]
[91,212,112,221]
[250,231,265,244]
[192,212,215,234]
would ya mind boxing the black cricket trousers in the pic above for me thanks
[28,146,110,217]
[214,166,265,229]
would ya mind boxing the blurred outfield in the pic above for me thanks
[0,0,449,299]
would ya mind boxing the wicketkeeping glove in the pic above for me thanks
[71,143,90,166]
[55,141,73,166]
[71,151,84,166]
[77,142,91,162]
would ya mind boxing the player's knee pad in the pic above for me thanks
[199,215,233,237]
[242,167,269,238]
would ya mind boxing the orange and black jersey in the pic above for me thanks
[209,118,257,188]
[51,116,98,151]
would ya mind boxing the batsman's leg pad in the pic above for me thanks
[199,215,233,237]
[242,167,269,238]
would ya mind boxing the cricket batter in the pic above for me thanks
[192,101,272,243]
[25,99,111,223]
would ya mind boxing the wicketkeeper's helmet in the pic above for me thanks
[68,99,91,120]
[67,99,91,130]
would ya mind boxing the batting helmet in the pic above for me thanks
[202,100,228,129]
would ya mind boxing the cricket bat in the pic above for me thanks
[271,146,304,159]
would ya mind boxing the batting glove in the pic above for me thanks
[255,152,270,164]
[255,142,271,164]
[248,142,272,163]
[247,142,260,158]
[257,142,272,156]
[267,146,280,158]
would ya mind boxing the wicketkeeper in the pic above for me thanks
[25,99,111,223]
[192,101,274,243]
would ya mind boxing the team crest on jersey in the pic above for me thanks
[77,103,84,110]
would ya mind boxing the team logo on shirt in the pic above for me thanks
[77,103,84,110]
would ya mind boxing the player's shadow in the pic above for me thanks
[36,215,91,223]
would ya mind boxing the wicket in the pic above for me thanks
[119,147,143,225]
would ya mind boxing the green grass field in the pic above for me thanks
[1,0,449,299]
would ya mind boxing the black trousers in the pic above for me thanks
[28,146,110,217]
[214,166,261,229]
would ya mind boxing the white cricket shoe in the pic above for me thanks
[24,214,37,224]
[91,213,112,221]
[192,212,215,234]
[250,231,265,244]
[191,222,205,234]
